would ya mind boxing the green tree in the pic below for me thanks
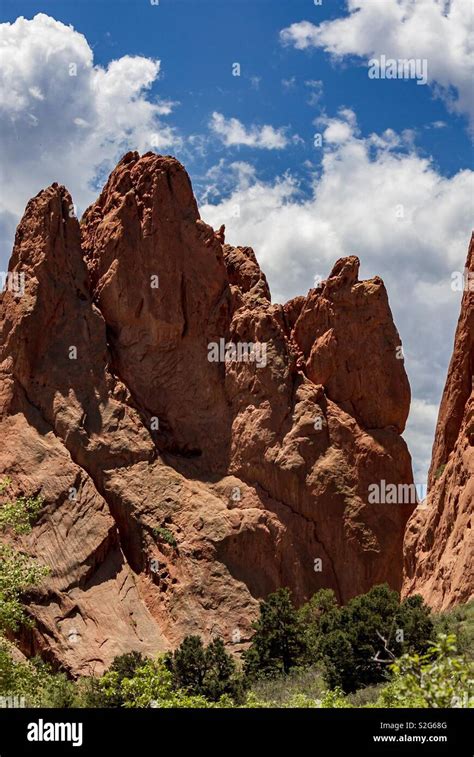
[168,635,244,702]
[298,588,339,662]
[0,645,76,707]
[172,635,207,692]
[299,584,434,692]
[0,482,48,635]
[0,545,48,633]
[203,638,243,702]
[398,594,434,654]
[81,651,149,707]
[109,651,148,680]
[120,656,215,708]
[319,630,356,691]
[243,588,306,679]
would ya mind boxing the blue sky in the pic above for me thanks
[2,0,470,184]
[0,0,473,485]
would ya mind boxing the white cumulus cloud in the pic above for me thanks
[280,0,474,129]
[0,13,179,266]
[201,110,474,485]
[210,111,288,149]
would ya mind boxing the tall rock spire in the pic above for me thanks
[1,153,416,673]
[404,233,474,610]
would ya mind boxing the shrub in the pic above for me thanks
[320,686,353,708]
[243,588,306,679]
[109,651,148,680]
[0,483,48,634]
[377,634,473,708]
[298,584,434,692]
[347,682,385,707]
[0,478,11,495]
[120,656,217,708]
[0,544,49,634]
[0,494,43,535]
[80,652,149,707]
[0,644,76,707]
[433,600,474,659]
[434,464,446,480]
[153,526,177,548]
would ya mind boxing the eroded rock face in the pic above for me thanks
[81,153,232,472]
[403,235,474,611]
[0,152,415,674]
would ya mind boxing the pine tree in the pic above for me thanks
[243,588,306,679]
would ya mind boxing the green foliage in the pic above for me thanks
[240,691,272,708]
[377,634,474,708]
[120,657,220,708]
[0,483,48,634]
[319,686,353,708]
[169,635,245,703]
[243,588,306,679]
[0,628,471,710]
[298,584,434,692]
[434,464,446,480]
[153,526,177,548]
[347,682,385,707]
[81,640,244,708]
[171,635,206,691]
[0,478,12,495]
[250,664,325,707]
[433,600,474,659]
[0,643,76,707]
[0,480,43,535]
[109,651,148,680]
[0,544,49,634]
[0,494,43,535]
[81,652,149,707]
[299,588,339,662]
[202,637,242,701]
[244,634,474,710]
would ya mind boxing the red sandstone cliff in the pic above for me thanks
[0,153,415,674]
[403,234,474,611]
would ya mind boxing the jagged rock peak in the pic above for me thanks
[1,152,416,673]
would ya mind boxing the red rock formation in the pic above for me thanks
[403,234,474,611]
[0,153,415,674]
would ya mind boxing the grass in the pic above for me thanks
[248,601,474,707]
[153,526,177,548]
[250,665,326,706]
[434,464,446,479]
[434,600,474,659]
